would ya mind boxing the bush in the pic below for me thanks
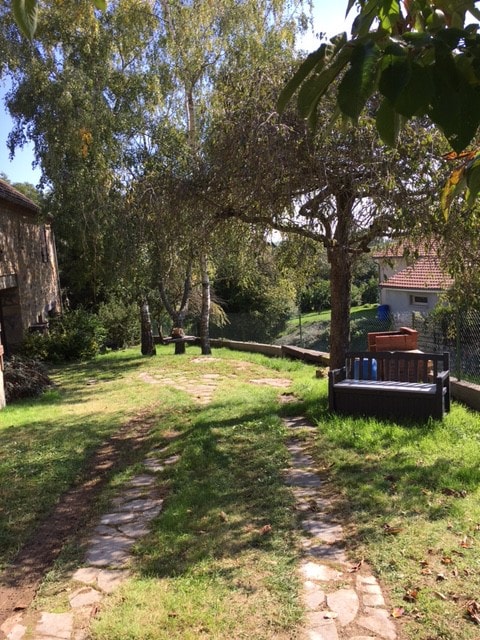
[4,356,54,402]
[21,308,107,362]
[97,298,140,349]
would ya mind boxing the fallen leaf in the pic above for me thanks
[460,536,473,548]
[466,600,480,625]
[383,523,402,535]
[219,511,228,522]
[404,588,419,602]
[441,556,453,565]
[436,573,446,581]
[434,591,447,600]
[391,607,405,618]
[259,524,272,535]
[348,558,363,573]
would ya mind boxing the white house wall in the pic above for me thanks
[380,288,440,317]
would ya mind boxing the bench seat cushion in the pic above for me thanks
[334,380,438,395]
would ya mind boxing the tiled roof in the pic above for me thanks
[380,256,453,291]
[372,239,439,259]
[0,178,39,214]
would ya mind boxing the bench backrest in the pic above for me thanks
[345,351,449,383]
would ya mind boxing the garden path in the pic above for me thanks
[1,365,401,640]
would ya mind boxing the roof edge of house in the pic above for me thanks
[0,178,40,214]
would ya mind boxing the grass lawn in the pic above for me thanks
[1,346,480,639]
[284,304,378,332]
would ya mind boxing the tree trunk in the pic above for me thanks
[140,299,156,356]
[328,245,353,369]
[327,190,355,369]
[199,253,211,355]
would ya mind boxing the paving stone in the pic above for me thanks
[349,637,376,640]
[35,612,73,639]
[284,417,316,431]
[300,562,343,582]
[301,519,343,542]
[143,459,164,472]
[302,543,347,563]
[117,519,152,538]
[362,592,386,607]
[4,623,27,640]
[69,587,103,609]
[99,511,138,526]
[97,569,130,593]
[112,488,148,506]
[303,584,326,610]
[359,583,383,596]
[1,613,24,636]
[358,607,397,640]
[72,567,100,585]
[290,451,316,466]
[85,535,136,568]
[305,615,339,640]
[326,588,359,626]
[295,497,329,512]
[163,454,180,465]
[115,497,162,513]
[93,524,116,536]
[285,470,322,488]
[357,575,379,586]
[126,474,156,488]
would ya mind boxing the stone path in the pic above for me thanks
[1,378,401,640]
[0,449,180,640]
[284,416,400,640]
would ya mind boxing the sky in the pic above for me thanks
[0,0,354,187]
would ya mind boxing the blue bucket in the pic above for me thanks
[354,358,377,380]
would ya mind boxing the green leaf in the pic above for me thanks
[379,56,411,103]
[394,63,435,117]
[12,0,38,40]
[277,45,327,114]
[297,45,353,121]
[337,41,379,120]
[465,155,480,205]
[93,0,107,9]
[435,28,466,49]
[376,98,401,146]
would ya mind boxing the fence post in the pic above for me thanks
[456,312,462,381]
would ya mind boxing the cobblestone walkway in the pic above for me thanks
[2,408,401,640]
[1,449,179,640]
[284,416,400,640]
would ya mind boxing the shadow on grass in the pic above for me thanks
[136,398,298,580]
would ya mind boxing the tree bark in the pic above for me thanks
[328,245,353,369]
[327,190,355,369]
[199,253,211,355]
[140,299,156,356]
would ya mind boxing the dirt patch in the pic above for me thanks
[0,408,158,633]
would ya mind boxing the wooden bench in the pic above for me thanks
[328,351,450,421]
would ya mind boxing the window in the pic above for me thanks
[40,225,50,263]
[410,295,428,306]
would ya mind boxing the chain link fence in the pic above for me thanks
[217,307,480,384]
[383,309,480,383]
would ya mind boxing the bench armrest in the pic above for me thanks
[329,366,346,384]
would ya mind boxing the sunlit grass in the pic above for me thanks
[2,345,480,638]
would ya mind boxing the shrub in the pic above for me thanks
[97,298,140,349]
[4,356,54,402]
[21,308,106,362]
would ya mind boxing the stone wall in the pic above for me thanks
[0,191,61,354]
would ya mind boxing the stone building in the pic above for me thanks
[0,178,61,357]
